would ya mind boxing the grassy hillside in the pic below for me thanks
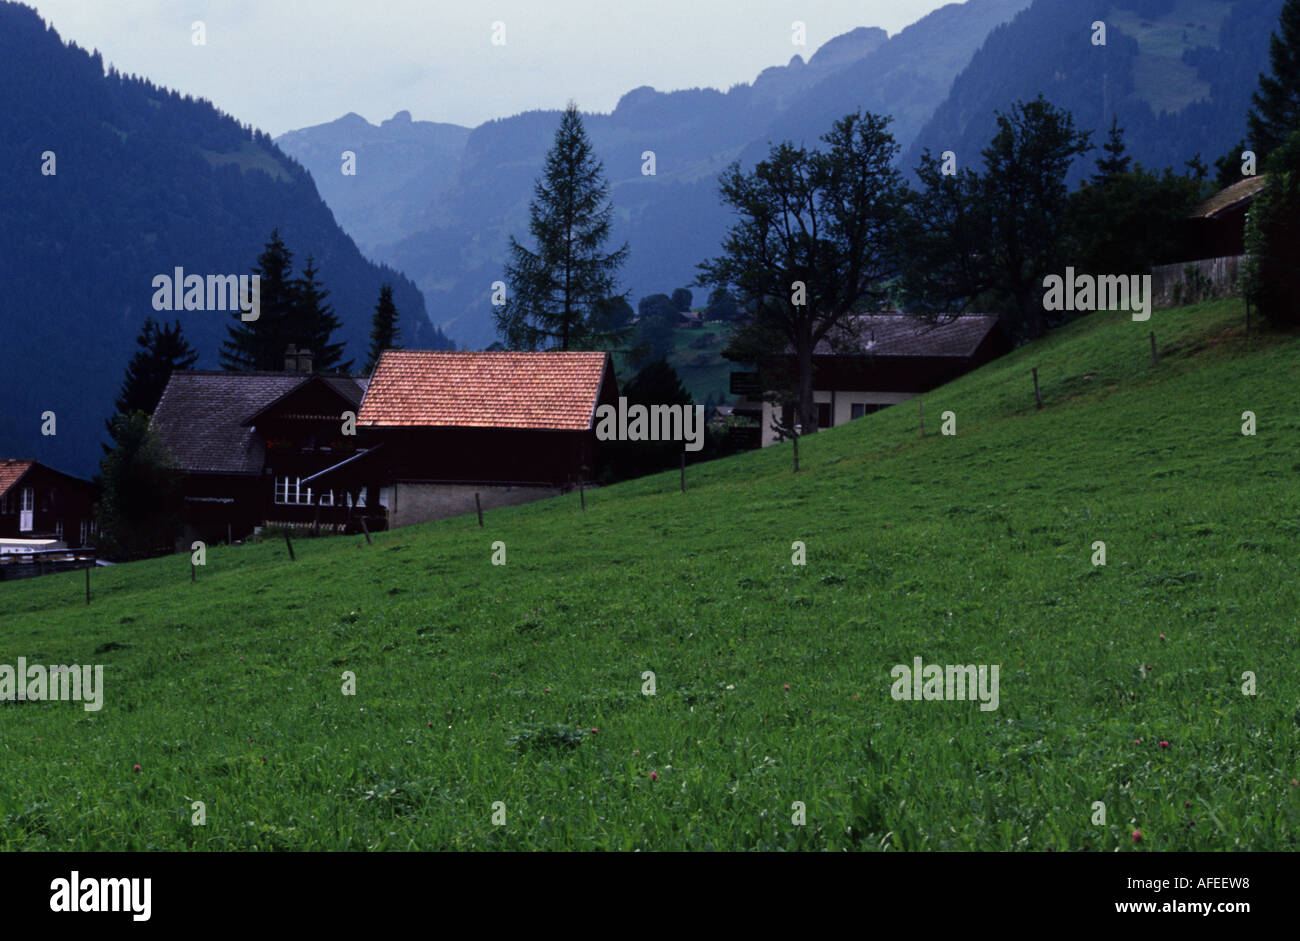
[2,298,1297,851]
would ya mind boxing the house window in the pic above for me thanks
[80,520,89,545]
[275,476,310,505]
[55,520,63,540]
[816,403,832,430]
[851,403,882,420]
[20,488,34,511]
[318,489,334,507]
[0,493,8,513]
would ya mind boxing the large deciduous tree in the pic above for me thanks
[698,110,908,435]
[495,103,629,351]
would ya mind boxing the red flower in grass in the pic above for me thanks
[1159,741,1170,749]
[784,684,790,691]
[1131,829,1142,843]
[648,771,659,782]
[133,764,141,772]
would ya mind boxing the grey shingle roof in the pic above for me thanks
[151,372,365,475]
[809,314,1002,357]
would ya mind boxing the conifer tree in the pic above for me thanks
[1091,116,1131,184]
[293,255,351,372]
[1248,0,1300,160]
[496,103,629,350]
[220,229,297,371]
[365,284,402,374]
[112,317,198,419]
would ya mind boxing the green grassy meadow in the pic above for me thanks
[1,298,1297,850]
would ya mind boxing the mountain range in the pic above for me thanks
[276,0,1281,352]
[0,1,454,478]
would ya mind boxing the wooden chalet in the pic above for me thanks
[151,350,379,546]
[0,459,97,548]
[730,314,1008,447]
[353,350,617,527]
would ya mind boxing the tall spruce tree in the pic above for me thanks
[496,103,629,350]
[220,229,297,371]
[1248,0,1300,160]
[293,255,350,372]
[365,284,402,373]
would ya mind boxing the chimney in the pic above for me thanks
[283,345,314,373]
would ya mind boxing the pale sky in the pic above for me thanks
[29,0,954,135]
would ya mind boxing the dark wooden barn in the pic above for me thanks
[0,459,97,546]
[151,367,375,546]
[355,350,617,526]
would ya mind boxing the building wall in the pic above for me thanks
[389,482,562,528]
[1151,255,1246,309]
[759,391,916,447]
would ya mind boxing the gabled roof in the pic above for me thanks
[358,350,610,431]
[1190,175,1267,219]
[0,460,34,498]
[0,459,91,496]
[240,373,367,426]
[804,314,1002,358]
[151,371,366,475]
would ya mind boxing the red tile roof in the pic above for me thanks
[0,460,34,498]
[358,350,610,431]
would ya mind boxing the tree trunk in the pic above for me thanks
[796,330,815,433]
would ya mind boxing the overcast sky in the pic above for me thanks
[29,0,953,136]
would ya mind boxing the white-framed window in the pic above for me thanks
[80,520,89,545]
[318,490,334,507]
[55,520,63,540]
[19,487,34,532]
[275,476,306,505]
[0,492,9,514]
[345,488,367,509]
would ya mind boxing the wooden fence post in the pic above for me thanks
[284,531,295,561]
[360,516,372,545]
[85,561,90,605]
[1149,331,1159,367]
[579,478,586,510]
[1032,367,1043,409]
[475,492,484,527]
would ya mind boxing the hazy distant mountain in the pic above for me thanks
[277,0,1035,349]
[276,111,471,257]
[0,1,453,478]
[905,0,1283,183]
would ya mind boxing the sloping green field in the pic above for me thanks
[1,299,1297,850]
